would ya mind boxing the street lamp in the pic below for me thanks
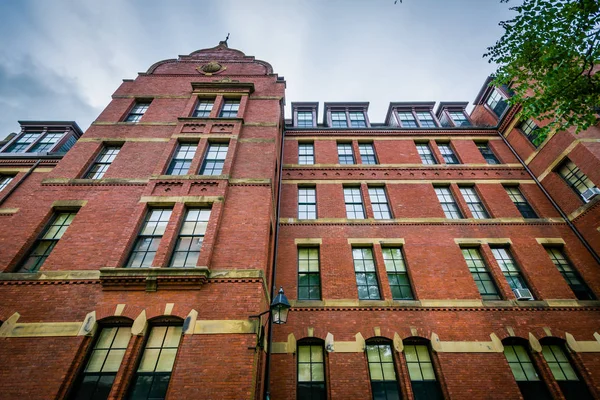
[270,287,291,324]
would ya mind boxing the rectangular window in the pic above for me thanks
[129,325,182,400]
[504,345,550,399]
[344,187,365,219]
[297,111,314,128]
[349,111,367,127]
[127,209,172,268]
[166,143,197,176]
[192,99,214,117]
[19,212,77,272]
[5,133,42,153]
[461,248,500,300]
[383,247,413,300]
[353,247,380,300]
[29,133,63,153]
[298,143,315,165]
[125,101,151,122]
[200,143,228,175]
[437,143,459,164]
[397,111,418,128]
[434,186,463,219]
[218,99,240,118]
[505,186,537,218]
[0,175,13,192]
[459,186,490,219]
[477,143,499,164]
[368,187,391,219]
[359,143,377,165]
[405,345,443,400]
[297,343,326,399]
[416,143,437,165]
[298,187,317,220]
[366,343,400,400]
[330,111,348,128]
[298,248,321,300]
[71,326,131,399]
[558,160,596,201]
[486,89,508,117]
[448,111,471,127]
[170,208,211,268]
[85,146,121,179]
[546,248,595,300]
[491,247,533,297]
[415,112,437,128]
[337,143,355,164]
[542,344,593,399]
[520,119,542,147]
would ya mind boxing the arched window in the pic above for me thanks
[297,338,326,400]
[502,338,551,400]
[403,339,443,400]
[540,339,593,400]
[365,338,400,400]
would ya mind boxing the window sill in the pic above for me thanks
[99,267,209,291]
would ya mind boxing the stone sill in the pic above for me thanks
[291,299,600,309]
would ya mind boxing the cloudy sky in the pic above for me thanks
[0,0,516,136]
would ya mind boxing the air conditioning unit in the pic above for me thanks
[513,288,533,300]
[582,187,600,202]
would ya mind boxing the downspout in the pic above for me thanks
[0,159,41,207]
[263,97,286,400]
[498,132,600,265]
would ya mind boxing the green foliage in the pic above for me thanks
[485,0,600,143]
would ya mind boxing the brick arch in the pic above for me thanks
[397,326,432,341]
[364,335,395,342]
[296,336,325,343]
[531,327,568,341]
[492,327,529,342]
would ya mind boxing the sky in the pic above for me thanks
[0,0,517,136]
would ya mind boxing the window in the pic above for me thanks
[5,132,41,153]
[368,187,391,219]
[504,344,551,400]
[71,326,131,400]
[297,342,326,400]
[125,101,151,122]
[349,111,367,127]
[344,187,365,219]
[505,187,537,218]
[298,143,315,165]
[415,112,437,128]
[405,344,443,400]
[126,209,172,268]
[477,143,499,164]
[397,111,418,128]
[192,99,214,117]
[545,248,595,300]
[448,111,471,127]
[382,248,413,300]
[58,135,77,153]
[416,143,437,165]
[542,344,593,400]
[434,186,463,219]
[461,248,500,300]
[29,133,63,152]
[218,99,240,118]
[297,111,314,128]
[298,187,317,219]
[0,175,13,192]
[353,247,380,300]
[486,89,508,117]
[19,212,77,272]
[200,143,228,175]
[298,248,321,300]
[85,146,121,179]
[170,208,211,268]
[166,143,197,175]
[459,186,489,219]
[557,160,596,201]
[359,143,377,165]
[520,119,542,147]
[491,247,532,297]
[128,325,182,400]
[366,342,400,400]
[437,143,459,164]
[337,143,355,165]
[330,111,348,128]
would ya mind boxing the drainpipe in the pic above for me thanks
[0,159,41,207]
[498,133,600,265]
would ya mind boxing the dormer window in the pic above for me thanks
[397,112,418,127]
[324,103,370,128]
[448,111,471,127]
[486,88,508,117]
[349,111,367,127]
[415,111,437,128]
[331,111,348,128]
[297,111,314,127]
[387,103,438,128]
[436,103,472,128]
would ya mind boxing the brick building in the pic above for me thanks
[0,42,599,400]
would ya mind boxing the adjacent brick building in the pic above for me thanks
[0,42,599,400]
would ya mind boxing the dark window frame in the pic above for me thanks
[358,143,378,165]
[169,208,211,268]
[126,208,173,268]
[491,247,533,297]
[437,142,460,164]
[297,339,327,400]
[545,247,595,300]
[85,145,122,179]
[125,100,152,123]
[298,142,315,165]
[505,186,537,219]
[200,142,229,176]
[298,186,317,220]
[382,247,414,300]
[192,98,215,118]
[459,186,490,219]
[415,143,437,165]
[368,186,392,220]
[166,143,197,176]
[344,187,365,219]
[404,341,444,400]
[434,186,463,219]
[365,339,401,400]
[218,98,241,118]
[337,143,355,165]
[352,247,381,300]
[476,142,500,164]
[557,159,597,202]
[297,247,321,301]
[461,247,501,300]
